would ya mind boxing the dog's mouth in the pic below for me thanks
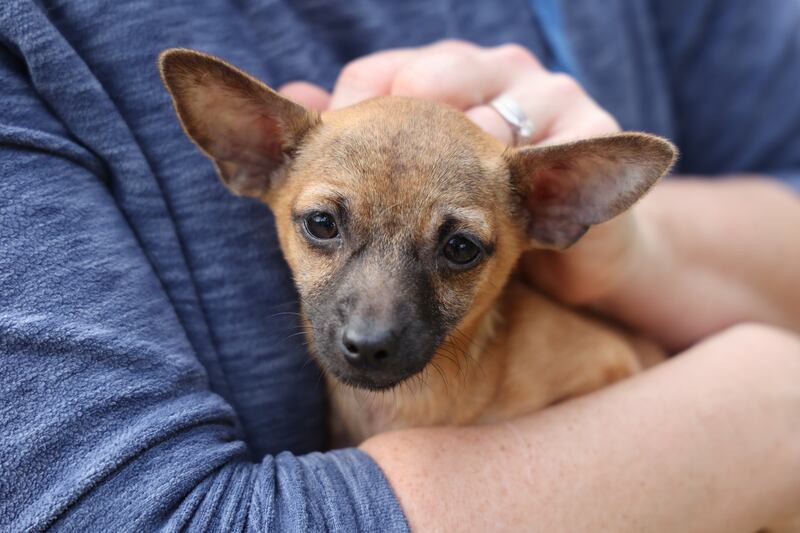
[307,328,443,391]
[316,349,436,391]
[299,297,451,391]
[325,366,417,391]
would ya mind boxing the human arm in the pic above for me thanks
[0,44,406,532]
[362,323,800,532]
[528,177,800,351]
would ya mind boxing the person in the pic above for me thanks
[0,0,798,531]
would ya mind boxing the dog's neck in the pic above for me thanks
[327,296,508,446]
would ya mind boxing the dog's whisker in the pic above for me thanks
[266,310,304,320]
[430,360,450,396]
[436,346,463,381]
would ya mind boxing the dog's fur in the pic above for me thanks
[159,48,677,445]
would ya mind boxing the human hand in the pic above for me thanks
[281,40,647,306]
[282,40,620,144]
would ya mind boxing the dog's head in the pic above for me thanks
[160,49,676,390]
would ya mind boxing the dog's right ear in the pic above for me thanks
[159,48,319,198]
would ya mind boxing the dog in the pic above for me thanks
[159,48,677,446]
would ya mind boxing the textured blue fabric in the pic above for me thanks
[2,0,799,531]
[529,0,584,79]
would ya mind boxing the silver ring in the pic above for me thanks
[489,95,535,146]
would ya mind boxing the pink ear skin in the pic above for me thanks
[507,133,677,249]
[158,48,319,198]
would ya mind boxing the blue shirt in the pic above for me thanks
[1,0,799,531]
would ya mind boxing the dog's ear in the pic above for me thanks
[159,48,319,198]
[506,133,677,249]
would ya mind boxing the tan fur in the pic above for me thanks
[329,281,642,444]
[158,48,670,447]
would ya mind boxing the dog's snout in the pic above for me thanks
[321,272,440,389]
[340,322,398,369]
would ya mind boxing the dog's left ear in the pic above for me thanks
[506,133,677,249]
[159,48,319,198]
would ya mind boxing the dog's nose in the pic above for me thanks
[340,323,397,368]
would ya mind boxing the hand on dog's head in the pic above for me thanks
[160,48,676,390]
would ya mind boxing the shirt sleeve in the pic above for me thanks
[652,0,800,191]
[0,43,407,533]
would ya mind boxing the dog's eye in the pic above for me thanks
[304,212,339,240]
[443,235,481,266]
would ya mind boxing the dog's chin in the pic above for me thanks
[325,366,422,391]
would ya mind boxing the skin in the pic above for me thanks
[281,40,800,531]
[363,323,800,532]
[553,177,800,351]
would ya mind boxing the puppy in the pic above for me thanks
[159,49,676,446]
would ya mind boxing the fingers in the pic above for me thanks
[324,39,620,148]
[329,48,418,109]
[387,44,536,109]
[279,81,331,112]
[329,41,542,110]
[465,105,516,145]
[466,72,619,147]
[544,86,620,145]
[519,211,639,304]
[465,72,580,146]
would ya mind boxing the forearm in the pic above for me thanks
[361,324,800,532]
[596,178,800,350]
